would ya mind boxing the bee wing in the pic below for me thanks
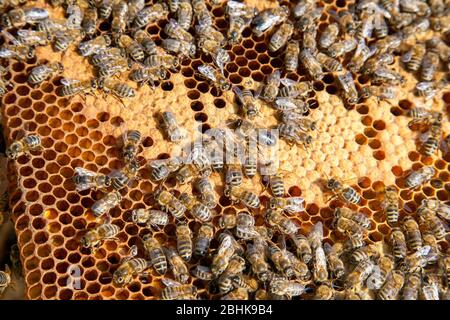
[198,64,216,82]
[218,234,233,254]
[74,167,97,177]
[417,245,431,257]
[129,245,138,258]
[280,78,297,87]
[2,30,22,46]
[285,197,305,213]
[419,131,430,143]
[60,78,80,86]
[310,221,324,239]
[161,278,182,287]
[274,97,297,110]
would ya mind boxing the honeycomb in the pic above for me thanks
[0,0,449,300]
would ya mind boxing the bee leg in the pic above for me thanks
[326,194,338,202]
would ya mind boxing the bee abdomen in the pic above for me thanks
[342,187,361,204]
[422,137,438,156]
[149,249,167,275]
[386,206,399,226]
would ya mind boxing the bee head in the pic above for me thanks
[327,178,340,191]
[80,236,90,248]
[27,48,35,59]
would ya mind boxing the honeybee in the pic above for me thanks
[335,10,357,35]
[80,6,98,37]
[91,47,125,66]
[346,41,374,73]
[316,52,343,73]
[402,216,423,252]
[371,68,405,86]
[402,272,422,300]
[113,246,150,287]
[336,72,359,105]
[269,279,306,299]
[212,233,235,276]
[194,223,214,257]
[327,38,357,58]
[421,233,440,265]
[132,30,156,56]
[161,278,197,300]
[299,49,323,80]
[281,41,300,73]
[154,189,186,219]
[175,222,193,262]
[325,177,361,204]
[420,199,450,222]
[345,258,374,288]
[0,265,11,297]
[91,190,122,218]
[78,35,112,57]
[418,208,446,240]
[15,29,51,47]
[334,216,367,238]
[59,78,98,97]
[224,186,260,209]
[0,35,35,61]
[221,288,249,300]
[269,197,305,215]
[268,21,294,52]
[350,244,380,264]
[360,52,394,75]
[227,4,254,44]
[81,222,120,251]
[293,0,315,18]
[116,34,145,62]
[233,86,259,119]
[296,6,323,32]
[378,271,404,300]
[319,23,339,49]
[0,74,10,97]
[162,38,196,59]
[131,209,169,230]
[267,242,295,278]
[192,0,212,28]
[110,1,128,36]
[179,193,212,222]
[141,235,167,275]
[420,52,439,82]
[177,0,193,30]
[197,64,231,92]
[422,275,440,300]
[359,85,397,101]
[230,274,259,293]
[323,243,345,279]
[28,62,63,86]
[402,44,426,72]
[313,282,335,300]
[6,134,42,160]
[381,185,399,227]
[164,247,189,283]
[159,111,186,142]
[265,208,298,236]
[246,240,270,281]
[275,98,308,114]
[278,78,312,99]
[1,7,48,28]
[334,207,371,229]
[421,120,442,157]
[407,108,442,129]
[148,156,183,182]
[193,177,216,209]
[389,227,407,260]
[191,265,213,280]
[234,212,260,240]
[72,167,111,192]
[291,233,312,264]
[129,65,167,87]
[278,123,312,149]
[133,2,168,29]
[404,166,435,189]
[251,6,289,37]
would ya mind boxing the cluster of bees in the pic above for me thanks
[0,0,450,300]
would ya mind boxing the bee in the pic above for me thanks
[227,16,249,45]
[81,6,97,37]
[113,246,150,287]
[234,212,259,240]
[221,288,249,300]
[177,0,193,30]
[164,18,194,43]
[407,108,442,128]
[347,41,374,73]
[299,49,323,80]
[251,6,289,37]
[296,6,323,32]
[0,266,11,297]
[233,86,259,119]
[159,111,186,142]
[116,34,145,62]
[129,65,167,87]
[196,23,226,46]
[81,222,120,251]
[269,197,305,215]
[283,41,300,72]
[164,247,189,283]
[72,167,111,192]
[278,123,312,149]
[389,227,407,260]
[402,216,423,252]
[246,240,270,281]
[91,190,122,218]
[402,272,422,300]
[133,2,168,29]
[191,265,213,280]
[371,68,405,86]
[230,275,259,292]
[286,251,310,280]
[269,280,306,299]
[212,233,235,276]
[334,207,371,229]
[335,10,357,35]
[422,275,441,300]
[28,62,63,86]
[293,0,315,18]
[402,44,426,72]
[154,189,186,219]
[427,37,450,62]
[313,282,335,300]
[1,7,48,28]
[194,223,214,257]
[263,173,285,197]
[290,233,312,263]
[141,235,167,275]
[420,52,439,82]
[161,278,197,300]
[405,166,435,189]
[319,23,339,49]
[418,208,446,240]
[111,1,128,36]
[192,0,212,28]
[15,29,51,47]
[415,80,448,100]
[192,177,217,209]
[325,177,361,204]
[275,98,309,114]
[217,255,246,293]
[218,211,236,229]
[268,21,293,52]
[350,244,380,264]
[360,52,394,75]
[381,185,399,227]
[336,72,358,105]
[327,38,357,58]
[78,35,112,57]
[197,64,230,92]
[175,222,193,262]
[345,258,374,288]
[179,193,212,222]
[6,134,42,160]
[131,209,169,230]
[378,271,404,300]
[334,217,367,238]
[59,78,98,97]
[421,120,442,157]
[118,130,141,165]
[267,242,295,278]
[316,52,343,73]
[420,199,450,223]
[197,38,229,72]
[148,156,183,182]
[224,186,260,209]
[92,47,125,67]
[359,85,397,101]
[133,30,157,56]
[168,0,180,12]
[323,242,344,279]
[144,53,180,71]
[422,233,440,264]
[278,78,312,99]
[0,38,35,61]
[302,24,318,54]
